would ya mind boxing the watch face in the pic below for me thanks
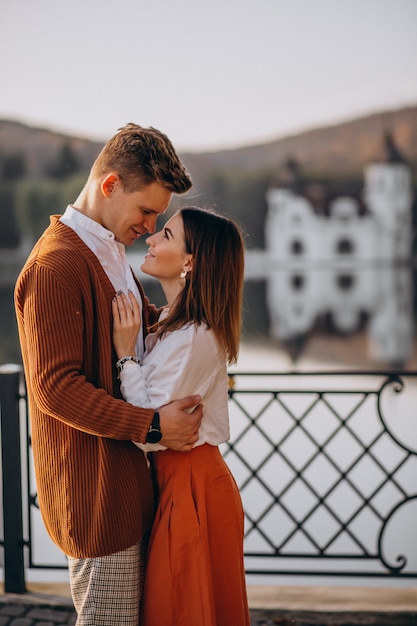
[146,429,162,444]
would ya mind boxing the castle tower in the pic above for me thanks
[363,131,413,261]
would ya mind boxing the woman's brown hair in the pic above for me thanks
[153,207,244,364]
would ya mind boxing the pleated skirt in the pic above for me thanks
[140,443,251,626]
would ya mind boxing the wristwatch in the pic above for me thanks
[146,410,162,443]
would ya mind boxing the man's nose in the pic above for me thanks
[144,215,157,234]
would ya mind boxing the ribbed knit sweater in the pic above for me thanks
[14,216,157,558]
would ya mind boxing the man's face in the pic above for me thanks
[102,180,172,246]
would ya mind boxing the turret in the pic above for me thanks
[363,131,412,260]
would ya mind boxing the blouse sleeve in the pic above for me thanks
[118,324,223,451]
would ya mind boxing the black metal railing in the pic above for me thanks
[1,368,417,593]
[225,371,417,578]
[0,366,26,592]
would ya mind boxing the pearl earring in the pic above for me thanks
[180,269,187,279]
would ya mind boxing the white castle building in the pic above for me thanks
[265,132,413,266]
[261,133,415,367]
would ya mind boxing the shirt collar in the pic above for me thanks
[62,205,116,243]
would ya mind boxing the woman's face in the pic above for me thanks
[141,212,192,281]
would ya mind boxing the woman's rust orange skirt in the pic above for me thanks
[141,443,250,626]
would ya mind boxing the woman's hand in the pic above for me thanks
[112,291,142,358]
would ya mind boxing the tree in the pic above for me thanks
[1,152,27,181]
[0,188,21,248]
[47,142,81,179]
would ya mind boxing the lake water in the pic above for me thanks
[2,243,417,371]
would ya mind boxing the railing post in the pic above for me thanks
[0,365,26,593]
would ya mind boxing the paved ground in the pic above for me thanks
[1,584,416,625]
[0,600,76,626]
[0,605,416,626]
[0,600,416,626]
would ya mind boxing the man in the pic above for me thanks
[14,123,202,625]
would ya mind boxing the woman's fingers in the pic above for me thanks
[112,291,141,329]
[128,290,141,324]
[112,291,141,357]
[112,293,127,326]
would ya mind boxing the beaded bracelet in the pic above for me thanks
[116,355,140,378]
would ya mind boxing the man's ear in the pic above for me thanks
[101,173,119,198]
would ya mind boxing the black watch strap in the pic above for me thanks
[146,410,162,443]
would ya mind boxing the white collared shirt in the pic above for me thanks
[60,205,145,359]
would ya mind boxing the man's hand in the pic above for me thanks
[159,395,203,451]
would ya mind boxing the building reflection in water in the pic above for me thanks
[265,266,413,368]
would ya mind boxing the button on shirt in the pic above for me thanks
[60,205,145,360]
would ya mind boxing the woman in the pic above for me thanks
[112,206,250,626]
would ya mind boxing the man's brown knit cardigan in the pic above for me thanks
[15,216,156,558]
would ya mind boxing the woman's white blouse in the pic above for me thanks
[119,320,230,452]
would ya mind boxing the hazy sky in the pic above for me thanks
[2,0,416,152]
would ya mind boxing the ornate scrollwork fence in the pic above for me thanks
[224,370,417,578]
[1,368,416,592]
